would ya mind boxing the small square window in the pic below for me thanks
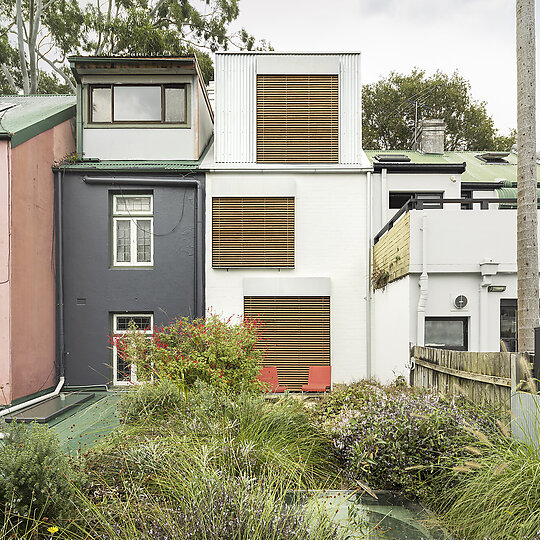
[112,195,153,267]
[425,317,468,351]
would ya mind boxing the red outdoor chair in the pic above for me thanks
[302,366,331,394]
[257,366,287,393]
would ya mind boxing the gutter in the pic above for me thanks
[372,162,466,174]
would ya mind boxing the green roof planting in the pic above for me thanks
[365,150,540,183]
[0,95,75,148]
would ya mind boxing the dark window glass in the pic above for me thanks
[500,299,517,352]
[389,192,443,209]
[425,317,468,350]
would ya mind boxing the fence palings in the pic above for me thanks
[412,346,532,410]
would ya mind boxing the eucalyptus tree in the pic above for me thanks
[0,0,266,94]
[516,0,539,352]
[362,69,515,151]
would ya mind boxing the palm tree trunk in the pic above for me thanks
[516,0,539,352]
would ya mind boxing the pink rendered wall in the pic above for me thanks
[9,120,75,402]
[0,141,11,404]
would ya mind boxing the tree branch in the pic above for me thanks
[37,51,75,92]
[1,63,19,93]
[16,0,30,94]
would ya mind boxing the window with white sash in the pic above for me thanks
[112,194,153,267]
[112,313,153,385]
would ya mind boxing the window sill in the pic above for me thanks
[84,123,191,129]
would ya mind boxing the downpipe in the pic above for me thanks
[416,213,429,348]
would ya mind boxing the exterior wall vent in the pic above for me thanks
[454,295,468,309]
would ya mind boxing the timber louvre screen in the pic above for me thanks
[212,197,295,267]
[256,75,339,163]
[244,296,330,391]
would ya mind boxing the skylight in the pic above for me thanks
[475,152,510,164]
[374,154,411,163]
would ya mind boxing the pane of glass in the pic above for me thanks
[136,220,152,263]
[91,87,111,122]
[500,306,517,339]
[116,196,152,213]
[425,319,465,348]
[116,220,131,262]
[116,349,131,381]
[116,316,152,331]
[114,86,161,122]
[165,87,186,123]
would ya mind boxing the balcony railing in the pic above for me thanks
[374,197,520,245]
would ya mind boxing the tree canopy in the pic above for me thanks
[0,0,269,94]
[362,69,515,152]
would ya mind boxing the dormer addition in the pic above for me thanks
[70,57,213,161]
[214,52,365,167]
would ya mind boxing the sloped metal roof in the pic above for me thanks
[0,95,76,148]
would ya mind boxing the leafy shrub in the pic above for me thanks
[315,380,500,499]
[0,421,81,521]
[113,314,264,393]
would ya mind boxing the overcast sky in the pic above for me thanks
[230,0,533,138]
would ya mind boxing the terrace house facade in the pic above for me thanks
[205,52,372,390]
[55,57,212,387]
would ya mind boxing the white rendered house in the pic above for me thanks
[204,52,371,390]
[367,121,540,382]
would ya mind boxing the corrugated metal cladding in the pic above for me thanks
[215,53,362,164]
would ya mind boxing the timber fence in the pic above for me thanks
[411,346,533,410]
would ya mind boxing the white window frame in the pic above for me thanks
[112,194,154,267]
[112,313,153,385]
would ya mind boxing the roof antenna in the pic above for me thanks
[409,99,431,150]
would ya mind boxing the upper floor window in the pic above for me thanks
[90,84,186,124]
[256,75,339,163]
[112,194,153,267]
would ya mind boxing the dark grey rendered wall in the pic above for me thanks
[58,171,205,386]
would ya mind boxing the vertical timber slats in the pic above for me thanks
[244,296,330,391]
[212,197,295,267]
[256,75,339,163]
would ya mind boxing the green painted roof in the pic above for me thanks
[0,95,76,148]
[365,150,540,183]
[57,160,202,171]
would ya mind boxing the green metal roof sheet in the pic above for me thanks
[496,187,540,208]
[0,95,76,148]
[56,160,202,171]
[365,150,540,183]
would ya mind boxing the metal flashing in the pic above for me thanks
[372,161,466,174]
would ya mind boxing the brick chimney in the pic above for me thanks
[415,118,446,154]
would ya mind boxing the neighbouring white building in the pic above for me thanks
[368,122,540,382]
[204,52,371,390]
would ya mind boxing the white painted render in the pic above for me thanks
[84,128,196,161]
[371,277,411,383]
[198,79,213,157]
[214,52,367,167]
[205,171,369,386]
[371,171,462,230]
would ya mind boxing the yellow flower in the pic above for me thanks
[47,526,59,534]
